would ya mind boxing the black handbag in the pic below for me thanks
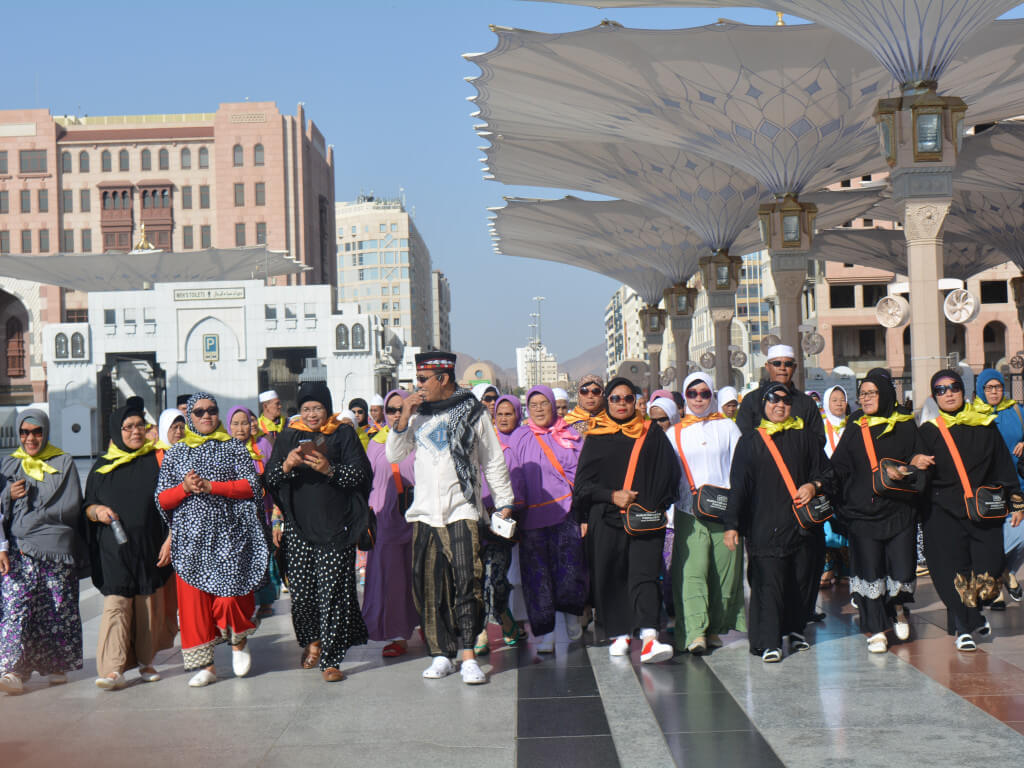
[349,491,377,550]
[860,420,926,498]
[757,428,833,529]
[936,418,1008,524]
[673,424,730,524]
[619,425,667,536]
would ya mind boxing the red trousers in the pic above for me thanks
[176,575,255,669]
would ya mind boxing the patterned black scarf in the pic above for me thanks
[419,387,487,508]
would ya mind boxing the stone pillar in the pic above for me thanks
[770,252,810,390]
[706,289,737,389]
[669,314,692,391]
[903,199,951,405]
[644,333,663,393]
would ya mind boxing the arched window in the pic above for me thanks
[101,150,111,172]
[198,146,209,169]
[122,190,130,208]
[142,191,150,209]
[61,151,72,173]
[141,149,151,170]
[103,191,112,210]
[71,332,85,358]
[351,323,365,350]
[161,189,169,207]
[233,144,243,167]
[55,333,69,359]
[254,143,264,166]
[112,192,121,210]
[118,149,129,171]
[158,148,169,170]
[335,323,349,350]
[78,151,90,172]
[6,317,25,378]
[181,147,192,169]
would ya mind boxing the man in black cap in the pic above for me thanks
[387,351,513,685]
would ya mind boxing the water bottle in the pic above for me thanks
[110,519,129,546]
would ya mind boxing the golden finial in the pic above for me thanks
[776,11,785,26]
[134,223,155,251]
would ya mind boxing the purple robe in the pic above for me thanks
[509,427,580,530]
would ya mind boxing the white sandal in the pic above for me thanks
[188,669,217,687]
[955,634,977,652]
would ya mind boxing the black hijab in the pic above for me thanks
[604,376,640,424]
[930,368,966,415]
[848,368,901,423]
[111,405,145,452]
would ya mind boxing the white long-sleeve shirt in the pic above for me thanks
[668,417,741,517]
[386,407,513,527]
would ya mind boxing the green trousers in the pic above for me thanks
[671,513,746,650]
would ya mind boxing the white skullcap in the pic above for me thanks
[766,344,796,361]
[370,394,385,407]
[717,386,739,406]
[339,409,356,424]
[552,388,569,402]
[258,390,280,403]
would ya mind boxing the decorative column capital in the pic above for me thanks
[903,200,951,241]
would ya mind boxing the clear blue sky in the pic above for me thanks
[7,2,1023,367]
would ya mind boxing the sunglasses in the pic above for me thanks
[416,374,440,384]
[192,406,219,418]
[608,394,636,405]
[933,382,964,396]
[653,416,670,425]
[482,394,498,403]
[685,388,712,400]
[579,386,603,396]
[19,427,43,438]
[765,392,793,405]
[385,406,402,415]
[768,360,796,369]
[351,408,366,414]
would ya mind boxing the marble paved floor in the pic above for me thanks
[3,573,1024,767]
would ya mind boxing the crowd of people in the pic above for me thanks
[3,345,1024,695]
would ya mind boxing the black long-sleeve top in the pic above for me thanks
[830,413,925,540]
[725,425,836,557]
[736,383,826,448]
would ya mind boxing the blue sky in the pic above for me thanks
[7,1,1023,367]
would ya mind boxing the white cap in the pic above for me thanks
[258,389,280,403]
[370,394,385,407]
[552,387,569,402]
[339,409,356,424]
[766,344,796,361]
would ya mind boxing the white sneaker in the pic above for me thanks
[535,633,555,654]
[94,672,126,690]
[640,635,674,664]
[867,632,888,654]
[460,658,487,685]
[609,635,631,657]
[894,615,911,642]
[188,669,217,687]
[0,673,24,695]
[232,644,252,677]
[422,656,455,679]
[565,613,583,642]
[47,673,68,685]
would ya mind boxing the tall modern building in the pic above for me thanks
[335,196,434,349]
[0,101,335,405]
[603,285,646,377]
[515,344,566,389]
[432,270,452,351]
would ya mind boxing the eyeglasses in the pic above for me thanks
[933,382,964,396]
[685,388,712,400]
[300,405,326,415]
[579,386,603,396]
[767,360,796,369]
[482,394,498,403]
[608,394,636,405]
[385,406,402,415]
[858,390,879,399]
[192,407,218,418]
[19,427,43,438]
[528,401,551,411]
[765,392,793,405]
[983,383,1003,391]
[121,423,147,432]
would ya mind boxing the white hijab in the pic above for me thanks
[682,372,717,417]
[158,408,185,446]
[717,386,739,407]
[823,385,848,427]
[649,397,680,426]
[472,383,498,401]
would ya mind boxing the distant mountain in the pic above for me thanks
[562,343,606,382]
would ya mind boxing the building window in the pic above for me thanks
[199,185,210,209]
[981,280,1009,304]
[233,144,243,167]
[20,230,31,253]
[255,182,265,205]
[304,303,316,319]
[141,149,152,170]
[103,308,116,325]
[392,316,400,326]
[59,189,72,213]
[79,188,90,212]
[351,323,365,349]
[234,183,244,206]
[830,285,856,309]
[284,304,297,320]
[0,190,7,213]
[200,225,211,249]
[62,229,74,252]
[0,151,6,173]
[180,147,192,169]
[158,148,169,170]
[179,185,191,209]
[55,333,69,359]
[101,150,111,172]
[77,150,89,173]
[0,231,9,254]
[124,308,136,325]
[20,190,30,213]
[61,151,72,173]
[39,229,49,252]
[119,149,129,171]
[839,179,851,188]
[37,190,48,213]
[161,189,169,208]
[81,229,92,252]
[335,323,349,350]
[19,150,47,173]
[6,317,26,377]
[235,223,245,246]
[863,284,887,307]
[265,304,277,320]
[391,223,398,232]
[253,144,264,166]
[182,226,193,249]
[256,222,266,244]
[142,190,152,209]
[198,147,209,168]
[71,332,85,357]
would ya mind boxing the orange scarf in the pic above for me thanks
[677,411,726,429]
[586,411,647,439]
[289,414,343,435]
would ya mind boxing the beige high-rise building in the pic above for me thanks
[335,196,434,349]
[432,269,452,351]
[0,101,335,405]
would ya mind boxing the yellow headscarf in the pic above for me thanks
[95,440,157,475]
[372,425,390,444]
[758,417,805,436]
[257,413,284,437]
[858,411,914,438]
[678,411,726,429]
[586,411,647,439]
[973,395,1017,415]
[181,425,232,447]
[929,400,997,429]
[11,443,65,482]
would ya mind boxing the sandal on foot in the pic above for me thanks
[302,641,322,670]
[474,629,490,656]
[382,640,408,658]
